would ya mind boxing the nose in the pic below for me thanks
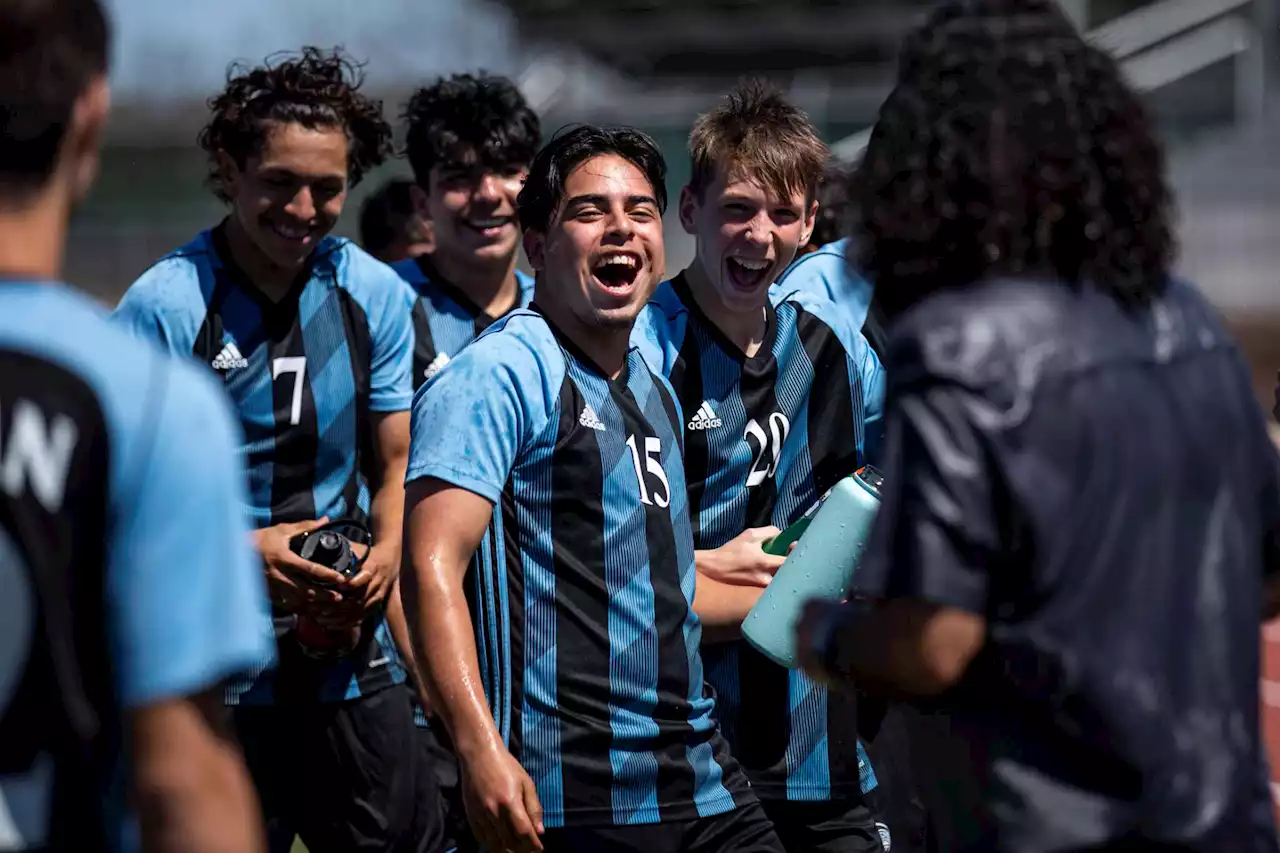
[605,209,636,242]
[473,173,502,202]
[742,211,771,248]
[285,186,316,222]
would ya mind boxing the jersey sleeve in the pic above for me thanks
[111,258,205,357]
[344,247,415,412]
[859,344,887,464]
[774,241,874,332]
[406,328,556,505]
[630,287,688,378]
[107,360,273,708]
[853,381,1002,615]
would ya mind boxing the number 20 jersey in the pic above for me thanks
[633,274,886,803]
[112,224,416,706]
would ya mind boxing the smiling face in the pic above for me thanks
[680,163,816,315]
[419,152,526,269]
[524,153,665,331]
[220,121,349,271]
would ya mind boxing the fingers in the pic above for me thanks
[744,525,782,544]
[522,774,545,836]
[275,550,348,587]
[502,800,543,853]
[284,515,331,536]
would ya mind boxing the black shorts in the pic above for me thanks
[233,685,444,853]
[539,802,785,853]
[763,798,886,853]
[414,714,474,853]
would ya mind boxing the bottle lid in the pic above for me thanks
[854,465,885,496]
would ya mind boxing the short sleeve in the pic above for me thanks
[856,342,887,465]
[405,330,555,505]
[111,261,204,357]
[774,241,874,332]
[853,382,1002,616]
[348,251,415,412]
[107,362,273,707]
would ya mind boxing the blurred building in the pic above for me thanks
[75,0,1279,402]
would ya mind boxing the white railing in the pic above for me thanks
[830,0,1269,161]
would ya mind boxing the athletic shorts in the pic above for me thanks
[234,685,444,853]
[413,709,474,853]
[539,802,785,853]
[764,797,886,853]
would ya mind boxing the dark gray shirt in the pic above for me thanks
[857,276,1280,852]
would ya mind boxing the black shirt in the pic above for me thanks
[857,276,1280,852]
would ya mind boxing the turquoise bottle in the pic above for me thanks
[742,465,884,668]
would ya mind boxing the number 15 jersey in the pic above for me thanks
[406,306,754,829]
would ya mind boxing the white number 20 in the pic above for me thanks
[625,434,671,508]
[744,413,791,488]
[272,357,307,427]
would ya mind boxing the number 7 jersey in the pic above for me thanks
[632,273,886,803]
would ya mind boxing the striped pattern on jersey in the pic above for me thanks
[393,255,534,390]
[643,273,875,802]
[406,308,753,827]
[118,225,405,706]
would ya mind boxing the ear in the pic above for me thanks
[66,75,110,204]
[523,228,546,272]
[215,149,241,201]
[800,196,819,248]
[410,181,432,222]
[678,184,700,236]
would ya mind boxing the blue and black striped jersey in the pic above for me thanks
[633,273,886,803]
[392,255,534,390]
[112,224,414,706]
[406,306,754,828]
[0,282,271,851]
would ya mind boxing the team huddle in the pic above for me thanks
[9,0,1280,852]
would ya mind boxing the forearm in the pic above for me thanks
[693,572,764,643]
[386,578,433,709]
[131,695,266,853]
[369,466,408,563]
[402,563,504,760]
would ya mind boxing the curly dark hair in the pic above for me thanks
[853,0,1175,317]
[198,46,393,202]
[402,72,540,187]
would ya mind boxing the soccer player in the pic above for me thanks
[360,177,434,263]
[397,73,540,390]
[773,161,881,354]
[112,48,441,853]
[0,0,270,850]
[631,83,888,853]
[402,125,785,853]
[795,1,1280,851]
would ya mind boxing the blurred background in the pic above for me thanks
[85,0,1278,393]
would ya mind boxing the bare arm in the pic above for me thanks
[402,477,543,851]
[130,689,265,853]
[798,598,986,698]
[693,573,766,643]
[386,575,433,715]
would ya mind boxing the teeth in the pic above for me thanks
[598,254,637,268]
[470,218,507,228]
[274,224,310,240]
[731,257,769,271]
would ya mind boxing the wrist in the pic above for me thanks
[694,548,722,580]
[454,726,506,766]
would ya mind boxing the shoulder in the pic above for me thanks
[116,231,215,317]
[776,286,875,362]
[776,238,853,283]
[468,310,565,377]
[328,238,416,310]
[632,280,691,372]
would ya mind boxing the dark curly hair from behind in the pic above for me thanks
[402,73,540,187]
[198,46,393,202]
[853,0,1174,317]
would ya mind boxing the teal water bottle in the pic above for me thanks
[742,465,884,668]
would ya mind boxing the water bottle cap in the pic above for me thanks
[854,465,885,496]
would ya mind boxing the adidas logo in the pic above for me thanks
[578,404,606,431]
[688,401,723,430]
[423,352,450,382]
[211,342,249,371]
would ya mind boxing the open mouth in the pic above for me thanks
[463,216,515,238]
[591,252,642,294]
[725,256,773,292]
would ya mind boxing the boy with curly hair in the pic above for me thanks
[113,47,443,853]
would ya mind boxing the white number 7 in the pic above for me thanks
[272,357,307,426]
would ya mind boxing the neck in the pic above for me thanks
[223,214,306,300]
[682,261,768,357]
[0,191,67,282]
[538,297,632,379]
[433,248,520,317]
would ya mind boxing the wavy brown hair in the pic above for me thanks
[198,46,393,202]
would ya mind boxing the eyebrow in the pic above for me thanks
[563,193,659,209]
